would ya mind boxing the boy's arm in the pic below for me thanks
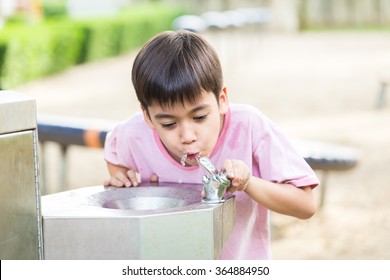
[223,159,317,219]
[245,178,316,219]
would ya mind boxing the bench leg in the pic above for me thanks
[59,145,68,191]
[319,171,328,209]
[38,143,68,194]
[376,82,387,109]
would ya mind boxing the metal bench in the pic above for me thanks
[291,140,358,208]
[37,115,113,192]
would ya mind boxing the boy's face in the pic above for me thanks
[142,89,229,166]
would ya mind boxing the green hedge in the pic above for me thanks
[0,23,83,89]
[0,3,183,89]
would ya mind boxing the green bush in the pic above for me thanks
[0,24,84,89]
[0,39,7,89]
[42,0,67,18]
[73,19,123,63]
[0,2,184,89]
[44,22,84,72]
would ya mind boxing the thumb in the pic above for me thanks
[150,173,159,183]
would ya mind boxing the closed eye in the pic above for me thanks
[193,114,207,122]
[161,122,176,128]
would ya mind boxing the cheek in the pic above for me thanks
[156,129,177,147]
[201,117,221,142]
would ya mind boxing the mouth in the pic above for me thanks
[180,152,200,166]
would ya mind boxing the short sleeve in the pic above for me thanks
[251,110,319,188]
[103,120,136,169]
[104,126,120,166]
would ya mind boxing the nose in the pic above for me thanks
[180,122,197,144]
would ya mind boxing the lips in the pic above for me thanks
[186,153,200,160]
[180,152,201,166]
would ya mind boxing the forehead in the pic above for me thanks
[147,91,218,117]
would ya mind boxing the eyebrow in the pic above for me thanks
[154,104,210,119]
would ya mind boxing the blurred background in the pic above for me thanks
[1,0,390,259]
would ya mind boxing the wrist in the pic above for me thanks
[240,178,250,192]
[242,176,254,192]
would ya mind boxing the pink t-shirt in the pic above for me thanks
[104,104,319,259]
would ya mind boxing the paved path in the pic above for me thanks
[14,30,390,259]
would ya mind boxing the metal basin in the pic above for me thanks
[93,186,200,211]
[103,196,186,210]
[41,183,235,260]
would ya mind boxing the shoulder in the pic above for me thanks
[117,112,148,130]
[229,104,270,126]
[109,112,151,139]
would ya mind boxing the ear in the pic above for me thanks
[141,105,155,130]
[219,87,229,114]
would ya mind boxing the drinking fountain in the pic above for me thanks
[42,183,236,260]
[0,91,43,259]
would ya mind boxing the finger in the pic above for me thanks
[222,159,235,178]
[227,180,240,194]
[150,173,159,183]
[127,170,140,187]
[231,177,241,188]
[109,176,125,187]
[115,171,132,187]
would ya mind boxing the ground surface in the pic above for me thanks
[14,29,390,259]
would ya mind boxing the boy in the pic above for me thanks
[104,30,319,259]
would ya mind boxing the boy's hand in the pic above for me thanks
[222,159,251,193]
[103,169,140,187]
[103,169,158,188]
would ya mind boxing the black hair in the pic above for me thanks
[132,30,223,109]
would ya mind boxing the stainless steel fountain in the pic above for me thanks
[0,91,43,260]
[42,182,235,260]
[198,156,231,204]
